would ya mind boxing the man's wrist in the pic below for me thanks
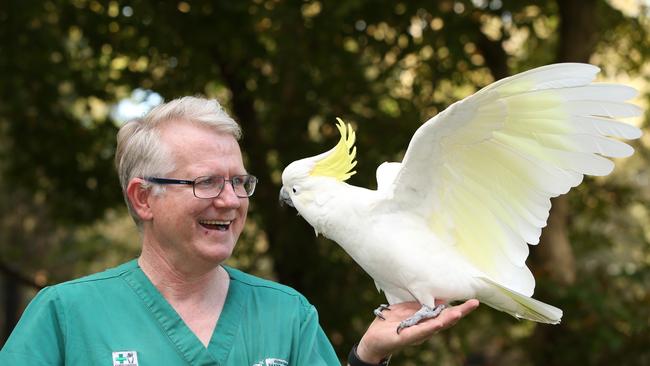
[348,343,391,366]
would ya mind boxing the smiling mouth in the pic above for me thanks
[199,220,232,231]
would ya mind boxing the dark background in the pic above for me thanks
[1,1,649,365]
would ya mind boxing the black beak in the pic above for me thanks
[279,187,294,207]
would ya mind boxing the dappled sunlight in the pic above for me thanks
[1,1,649,364]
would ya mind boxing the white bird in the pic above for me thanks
[279,63,642,332]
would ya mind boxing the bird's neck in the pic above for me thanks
[301,183,378,238]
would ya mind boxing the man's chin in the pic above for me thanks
[198,241,236,264]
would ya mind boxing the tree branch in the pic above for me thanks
[0,261,44,290]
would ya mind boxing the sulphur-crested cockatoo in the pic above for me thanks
[279,63,642,332]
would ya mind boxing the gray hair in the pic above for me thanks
[115,96,242,227]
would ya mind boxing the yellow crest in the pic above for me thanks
[310,118,357,181]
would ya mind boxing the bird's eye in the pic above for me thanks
[292,186,299,194]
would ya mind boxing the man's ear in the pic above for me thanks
[126,178,154,221]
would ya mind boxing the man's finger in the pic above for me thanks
[455,299,480,316]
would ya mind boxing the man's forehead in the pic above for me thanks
[157,121,245,173]
[159,120,240,150]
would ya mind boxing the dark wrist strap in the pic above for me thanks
[348,343,391,366]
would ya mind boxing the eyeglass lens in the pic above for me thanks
[193,175,256,198]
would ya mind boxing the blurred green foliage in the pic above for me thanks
[1,0,649,365]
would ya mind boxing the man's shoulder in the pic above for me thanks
[224,266,310,305]
[55,259,138,290]
[25,260,138,310]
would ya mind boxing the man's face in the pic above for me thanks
[144,121,249,268]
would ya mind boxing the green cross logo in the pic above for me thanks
[112,350,137,366]
[114,353,127,364]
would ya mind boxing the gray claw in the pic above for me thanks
[396,304,447,334]
[373,304,391,320]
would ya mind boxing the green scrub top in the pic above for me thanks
[0,260,340,365]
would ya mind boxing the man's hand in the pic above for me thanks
[355,299,479,363]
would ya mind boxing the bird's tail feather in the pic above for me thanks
[477,277,562,324]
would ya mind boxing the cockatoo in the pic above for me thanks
[279,63,642,332]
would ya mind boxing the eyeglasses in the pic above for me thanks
[144,175,258,199]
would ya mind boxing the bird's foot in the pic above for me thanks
[373,304,391,320]
[396,303,447,334]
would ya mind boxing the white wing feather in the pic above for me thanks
[386,63,642,296]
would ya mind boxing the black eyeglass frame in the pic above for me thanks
[144,175,258,199]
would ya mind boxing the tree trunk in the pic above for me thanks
[0,261,43,345]
[2,275,19,346]
[212,48,319,293]
[531,0,599,286]
[534,196,576,284]
[528,1,599,365]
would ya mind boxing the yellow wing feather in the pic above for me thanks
[310,118,357,181]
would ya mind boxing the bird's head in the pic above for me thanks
[279,118,357,209]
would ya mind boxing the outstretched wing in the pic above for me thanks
[388,63,642,295]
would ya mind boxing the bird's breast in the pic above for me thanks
[332,212,475,297]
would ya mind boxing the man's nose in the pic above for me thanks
[213,181,242,207]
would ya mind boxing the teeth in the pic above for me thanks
[200,220,232,225]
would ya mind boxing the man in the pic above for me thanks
[0,96,478,365]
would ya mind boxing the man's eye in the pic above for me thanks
[232,176,245,186]
[196,177,217,186]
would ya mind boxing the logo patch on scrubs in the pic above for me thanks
[112,350,139,366]
[251,358,288,366]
